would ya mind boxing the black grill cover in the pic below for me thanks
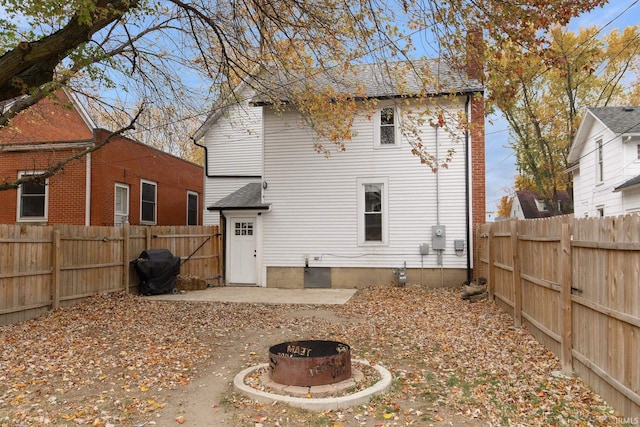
[131,249,180,295]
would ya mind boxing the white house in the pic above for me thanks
[193,60,485,288]
[509,190,572,219]
[568,106,640,218]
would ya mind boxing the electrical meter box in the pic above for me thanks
[431,225,446,250]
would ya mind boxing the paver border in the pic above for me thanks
[233,359,392,411]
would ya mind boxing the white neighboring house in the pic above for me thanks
[193,60,485,288]
[509,190,572,219]
[568,106,640,218]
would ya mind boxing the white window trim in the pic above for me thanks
[114,183,130,226]
[357,177,389,246]
[16,171,48,223]
[187,190,199,226]
[140,179,157,225]
[373,105,401,148]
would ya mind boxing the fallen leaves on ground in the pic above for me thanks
[0,286,623,426]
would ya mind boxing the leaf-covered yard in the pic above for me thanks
[0,286,624,426]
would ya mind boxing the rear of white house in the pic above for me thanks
[195,61,485,288]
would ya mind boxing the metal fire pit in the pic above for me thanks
[268,340,351,387]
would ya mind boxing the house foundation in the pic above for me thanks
[266,267,467,289]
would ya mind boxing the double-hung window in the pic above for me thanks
[187,191,198,225]
[357,177,389,245]
[17,171,48,222]
[596,138,604,183]
[141,179,157,224]
[374,106,400,147]
[114,183,130,225]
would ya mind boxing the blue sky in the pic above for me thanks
[484,0,640,215]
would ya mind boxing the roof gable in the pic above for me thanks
[0,90,95,144]
[569,106,640,163]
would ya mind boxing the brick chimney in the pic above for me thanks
[466,28,484,83]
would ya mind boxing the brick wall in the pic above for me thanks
[91,130,203,226]
[0,148,88,225]
[1,92,204,226]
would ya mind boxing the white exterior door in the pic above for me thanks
[229,217,257,284]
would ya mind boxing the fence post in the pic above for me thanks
[146,226,152,250]
[560,221,573,374]
[51,229,61,310]
[511,221,522,326]
[487,224,494,300]
[123,223,130,294]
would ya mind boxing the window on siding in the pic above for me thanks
[358,177,388,245]
[114,183,130,225]
[375,106,399,147]
[637,144,640,160]
[17,171,48,222]
[597,206,604,217]
[596,139,604,183]
[187,191,198,225]
[141,180,157,224]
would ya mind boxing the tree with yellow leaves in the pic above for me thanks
[0,0,609,190]
[488,25,640,215]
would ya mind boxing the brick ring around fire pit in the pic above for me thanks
[233,359,391,411]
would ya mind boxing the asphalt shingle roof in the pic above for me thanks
[614,174,640,191]
[251,59,484,105]
[589,106,640,134]
[207,182,270,211]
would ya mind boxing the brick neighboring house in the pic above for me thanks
[0,91,203,226]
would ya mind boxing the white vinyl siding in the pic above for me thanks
[262,98,469,270]
[17,171,48,222]
[572,117,640,217]
[201,85,263,226]
[140,179,157,224]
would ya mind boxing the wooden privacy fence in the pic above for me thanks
[477,215,640,418]
[0,223,222,326]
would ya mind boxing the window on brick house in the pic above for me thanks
[140,179,157,224]
[187,191,198,225]
[17,171,48,222]
[114,183,130,225]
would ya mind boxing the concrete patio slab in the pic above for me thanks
[144,286,357,305]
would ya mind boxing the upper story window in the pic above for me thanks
[596,138,604,183]
[357,177,389,245]
[141,179,157,224]
[374,106,400,147]
[17,171,48,222]
[187,191,198,226]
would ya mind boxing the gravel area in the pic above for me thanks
[0,285,623,426]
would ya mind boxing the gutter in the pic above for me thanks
[191,136,261,179]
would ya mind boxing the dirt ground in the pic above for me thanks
[0,286,624,426]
